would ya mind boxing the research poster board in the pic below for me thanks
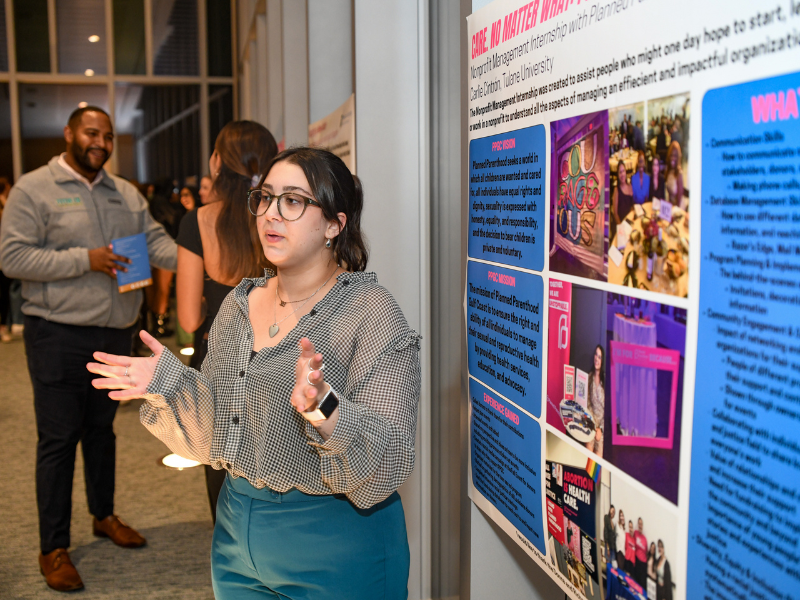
[465,2,800,599]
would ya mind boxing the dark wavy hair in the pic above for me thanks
[259,147,368,271]
[213,121,278,280]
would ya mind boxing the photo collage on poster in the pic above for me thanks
[545,95,689,600]
[550,94,690,298]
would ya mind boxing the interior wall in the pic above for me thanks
[471,504,564,599]
[281,0,308,146]
[307,0,352,124]
[355,0,429,598]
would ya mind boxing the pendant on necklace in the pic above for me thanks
[279,300,286,307]
[269,324,280,338]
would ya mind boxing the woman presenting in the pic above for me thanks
[87,148,420,599]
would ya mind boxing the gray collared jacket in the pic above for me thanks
[0,156,177,328]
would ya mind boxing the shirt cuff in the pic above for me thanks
[143,348,185,407]
[306,394,360,455]
[75,247,91,275]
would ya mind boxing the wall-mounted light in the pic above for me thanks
[84,69,95,77]
[160,454,202,470]
[78,101,88,108]
[180,347,195,356]
[88,35,100,43]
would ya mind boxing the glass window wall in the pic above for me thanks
[57,0,107,75]
[19,85,109,173]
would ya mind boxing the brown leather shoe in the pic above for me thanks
[39,548,84,592]
[92,515,147,548]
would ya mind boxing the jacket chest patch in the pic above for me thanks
[55,196,83,209]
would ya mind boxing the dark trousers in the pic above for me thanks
[24,315,133,554]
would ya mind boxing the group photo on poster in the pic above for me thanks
[546,279,686,503]
[600,470,678,600]
[608,95,691,298]
[549,97,690,298]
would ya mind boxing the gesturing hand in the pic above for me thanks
[86,330,165,400]
[89,244,130,278]
[291,337,327,419]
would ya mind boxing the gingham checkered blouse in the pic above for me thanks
[140,271,421,509]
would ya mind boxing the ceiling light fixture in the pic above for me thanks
[88,35,100,43]
[84,69,95,77]
[78,101,88,108]
[180,347,195,356]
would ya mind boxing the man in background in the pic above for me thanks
[0,106,177,592]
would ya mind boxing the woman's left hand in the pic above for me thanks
[291,337,328,420]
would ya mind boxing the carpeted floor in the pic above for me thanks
[0,329,215,599]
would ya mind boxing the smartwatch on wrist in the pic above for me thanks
[304,384,340,422]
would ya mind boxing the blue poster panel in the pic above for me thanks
[470,377,545,553]
[467,260,543,417]
[689,71,800,599]
[469,124,546,271]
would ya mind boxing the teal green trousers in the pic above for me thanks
[211,475,410,599]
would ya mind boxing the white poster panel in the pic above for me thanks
[308,93,356,174]
[466,2,800,600]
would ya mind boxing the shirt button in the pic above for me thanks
[225,463,232,470]
[232,416,239,425]
[310,310,316,316]
[342,280,349,286]
[239,370,245,377]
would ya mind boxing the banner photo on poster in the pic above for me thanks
[464,1,800,599]
[308,93,356,174]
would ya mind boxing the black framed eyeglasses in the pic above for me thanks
[246,189,322,221]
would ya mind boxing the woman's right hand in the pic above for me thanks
[86,330,165,400]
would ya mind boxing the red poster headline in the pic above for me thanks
[488,270,516,286]
[472,0,584,59]
[483,392,520,425]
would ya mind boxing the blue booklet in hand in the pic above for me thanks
[111,232,152,293]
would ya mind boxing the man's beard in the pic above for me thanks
[71,144,109,173]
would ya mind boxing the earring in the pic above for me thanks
[325,238,332,249]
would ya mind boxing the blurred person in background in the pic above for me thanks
[0,106,176,592]
[179,185,199,212]
[199,174,215,204]
[176,120,278,522]
[144,180,184,338]
[0,176,13,342]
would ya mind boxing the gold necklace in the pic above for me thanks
[268,268,338,338]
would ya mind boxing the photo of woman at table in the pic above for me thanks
[664,141,685,208]
[612,161,634,227]
[586,344,605,457]
[631,151,649,206]
[649,157,665,202]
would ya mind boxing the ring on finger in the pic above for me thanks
[124,366,129,377]
[306,358,325,372]
[306,370,322,386]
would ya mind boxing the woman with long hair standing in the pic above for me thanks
[175,120,278,521]
[664,141,684,207]
[89,148,419,598]
[586,344,605,457]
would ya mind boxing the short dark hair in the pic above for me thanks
[260,147,369,272]
[67,105,111,130]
